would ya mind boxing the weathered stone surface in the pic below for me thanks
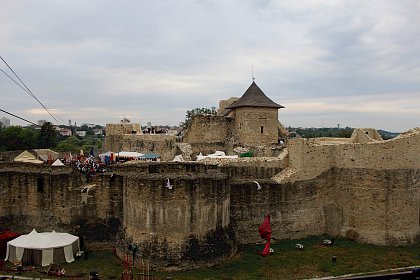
[0,128,419,270]
[113,162,236,270]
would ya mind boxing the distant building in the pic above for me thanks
[76,130,87,137]
[93,128,105,136]
[0,117,11,128]
[58,127,72,137]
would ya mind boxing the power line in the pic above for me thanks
[0,56,64,125]
[0,108,40,127]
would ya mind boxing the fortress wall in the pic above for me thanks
[335,131,420,169]
[331,168,420,246]
[0,164,77,232]
[183,115,233,144]
[218,157,287,180]
[231,167,420,246]
[75,174,124,242]
[230,173,333,244]
[281,129,420,183]
[106,123,142,136]
[281,138,336,182]
[0,164,124,243]
[104,134,178,161]
[116,162,236,270]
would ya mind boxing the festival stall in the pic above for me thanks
[5,229,79,266]
[0,231,19,258]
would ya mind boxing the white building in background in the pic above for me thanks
[0,117,11,128]
[76,130,87,137]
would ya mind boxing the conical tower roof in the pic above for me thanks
[225,81,284,109]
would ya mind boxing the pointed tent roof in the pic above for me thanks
[14,150,43,164]
[225,81,284,109]
[52,159,65,166]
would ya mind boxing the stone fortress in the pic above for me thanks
[0,81,419,270]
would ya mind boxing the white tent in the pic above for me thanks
[172,155,184,162]
[196,151,238,161]
[51,159,65,166]
[5,229,79,266]
[117,151,145,158]
[14,150,43,164]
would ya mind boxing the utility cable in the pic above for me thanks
[0,108,40,127]
[0,56,63,125]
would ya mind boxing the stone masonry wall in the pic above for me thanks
[183,115,234,145]
[0,163,123,244]
[113,162,236,270]
[233,107,280,146]
[231,167,420,246]
[277,128,420,183]
[106,123,142,136]
[104,134,177,161]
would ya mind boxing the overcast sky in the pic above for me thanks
[1,0,419,132]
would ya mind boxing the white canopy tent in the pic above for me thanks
[196,151,238,161]
[5,229,79,266]
[51,159,65,166]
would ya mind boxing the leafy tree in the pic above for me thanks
[55,136,82,153]
[180,107,217,130]
[0,126,37,151]
[37,122,58,148]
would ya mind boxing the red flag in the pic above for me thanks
[259,213,272,240]
[260,239,271,257]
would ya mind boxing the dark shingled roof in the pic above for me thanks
[225,81,284,109]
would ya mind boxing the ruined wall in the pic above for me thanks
[104,134,177,161]
[233,107,280,146]
[183,115,233,145]
[277,128,420,183]
[106,123,142,136]
[231,167,420,246]
[0,163,123,244]
[330,168,420,246]
[0,163,77,232]
[113,162,236,270]
[230,173,333,244]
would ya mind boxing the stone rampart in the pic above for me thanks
[106,123,141,136]
[276,128,420,183]
[104,134,177,161]
[113,162,236,270]
[0,163,123,244]
[183,115,233,145]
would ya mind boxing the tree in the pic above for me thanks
[180,107,217,130]
[0,126,37,151]
[38,122,58,148]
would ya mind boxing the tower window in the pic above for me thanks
[37,177,44,193]
[261,126,264,133]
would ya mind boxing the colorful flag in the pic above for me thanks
[259,213,272,240]
[260,239,271,257]
[258,213,272,257]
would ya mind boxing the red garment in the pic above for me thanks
[259,213,272,240]
[260,239,271,257]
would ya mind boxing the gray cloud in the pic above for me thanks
[1,0,419,132]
